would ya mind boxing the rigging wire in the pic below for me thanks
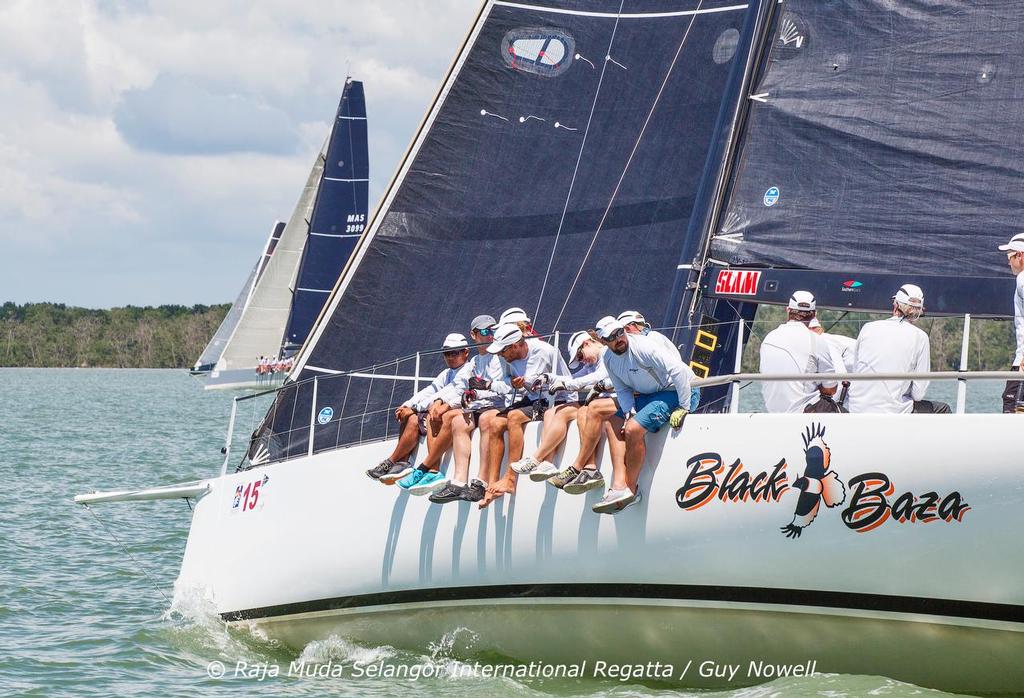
[82,503,172,605]
[533,0,626,325]
[551,0,708,330]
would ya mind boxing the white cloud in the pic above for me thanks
[0,0,478,307]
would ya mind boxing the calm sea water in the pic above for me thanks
[2,368,998,697]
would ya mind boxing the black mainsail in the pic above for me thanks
[256,0,766,460]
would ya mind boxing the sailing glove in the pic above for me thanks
[468,376,491,390]
[461,389,478,408]
[669,407,688,429]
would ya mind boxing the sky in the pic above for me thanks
[0,0,479,308]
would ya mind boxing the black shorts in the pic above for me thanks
[498,398,535,419]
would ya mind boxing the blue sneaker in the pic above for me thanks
[397,468,429,490]
[408,471,448,497]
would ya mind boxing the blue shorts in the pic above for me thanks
[617,390,680,433]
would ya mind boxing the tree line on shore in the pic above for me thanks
[0,301,1015,370]
[2,302,229,368]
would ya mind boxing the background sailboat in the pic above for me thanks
[193,79,370,391]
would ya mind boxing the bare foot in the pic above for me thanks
[479,488,501,509]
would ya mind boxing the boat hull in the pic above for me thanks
[177,414,1024,693]
[191,367,285,391]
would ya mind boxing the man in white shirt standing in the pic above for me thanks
[848,284,950,414]
[597,316,696,513]
[759,291,838,413]
[998,233,1024,413]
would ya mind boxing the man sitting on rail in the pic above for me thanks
[427,315,506,504]
[619,309,700,412]
[596,316,696,513]
[848,284,950,414]
[475,322,575,507]
[367,332,471,486]
[758,291,839,413]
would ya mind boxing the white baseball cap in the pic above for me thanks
[787,290,816,312]
[442,333,469,349]
[998,233,1024,253]
[487,323,524,353]
[617,310,648,328]
[595,315,625,340]
[893,283,924,309]
[499,307,531,325]
[566,330,592,370]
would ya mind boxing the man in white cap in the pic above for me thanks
[498,306,538,336]
[758,291,838,413]
[619,309,700,411]
[476,322,574,506]
[848,284,950,414]
[595,315,696,513]
[427,314,505,504]
[367,332,470,485]
[998,233,1024,412]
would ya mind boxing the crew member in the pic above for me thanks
[758,291,837,413]
[998,233,1024,413]
[848,284,950,414]
[597,316,695,513]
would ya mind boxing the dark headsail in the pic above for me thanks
[283,79,370,352]
[703,0,1024,316]
[257,0,764,460]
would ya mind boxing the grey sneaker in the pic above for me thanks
[460,479,486,502]
[564,468,605,495]
[592,487,639,514]
[547,466,581,490]
[378,460,414,484]
[528,461,560,482]
[367,459,395,480]
[429,482,465,504]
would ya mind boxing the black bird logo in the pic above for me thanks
[780,423,846,539]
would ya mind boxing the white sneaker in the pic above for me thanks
[528,461,560,482]
[511,456,541,474]
[592,487,639,514]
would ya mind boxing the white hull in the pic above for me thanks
[176,414,1024,693]
[193,368,286,392]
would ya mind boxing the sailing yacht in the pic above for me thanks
[191,79,370,391]
[80,1,1024,693]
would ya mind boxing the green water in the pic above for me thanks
[2,369,999,697]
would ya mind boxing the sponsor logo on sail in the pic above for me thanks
[714,269,761,296]
[675,423,970,536]
[763,186,780,206]
[317,406,334,424]
[841,279,863,293]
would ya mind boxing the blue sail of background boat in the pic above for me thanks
[283,79,369,352]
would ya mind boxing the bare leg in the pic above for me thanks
[572,398,617,470]
[603,416,625,474]
[505,408,532,464]
[421,409,459,470]
[622,419,647,492]
[387,415,421,463]
[479,410,508,508]
[532,404,578,462]
[450,411,476,484]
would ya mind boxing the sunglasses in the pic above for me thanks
[475,327,493,337]
[1008,251,1022,259]
[443,349,465,358]
[604,328,625,341]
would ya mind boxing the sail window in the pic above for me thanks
[713,28,740,65]
[501,28,575,77]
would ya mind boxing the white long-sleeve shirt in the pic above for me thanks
[493,338,577,402]
[759,321,837,413]
[1014,271,1024,366]
[821,332,856,372]
[847,316,930,414]
[402,366,461,411]
[602,332,694,415]
[434,353,504,409]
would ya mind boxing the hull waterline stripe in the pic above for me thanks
[221,583,1024,625]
